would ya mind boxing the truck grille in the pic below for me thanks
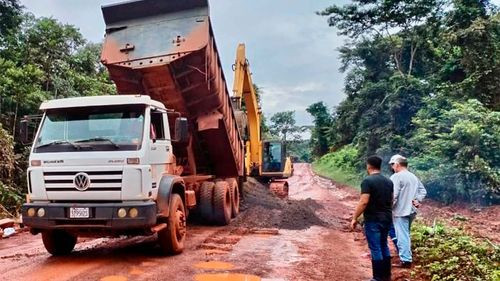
[44,171,123,192]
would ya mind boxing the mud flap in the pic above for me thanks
[157,175,185,217]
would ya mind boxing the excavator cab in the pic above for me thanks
[262,141,285,173]
[262,141,293,178]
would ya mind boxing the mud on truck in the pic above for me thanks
[21,0,245,256]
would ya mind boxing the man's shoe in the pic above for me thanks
[383,257,392,281]
[371,260,385,280]
[393,261,412,268]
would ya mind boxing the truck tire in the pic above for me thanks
[199,181,215,222]
[41,230,77,256]
[227,178,240,218]
[213,181,232,225]
[158,193,186,255]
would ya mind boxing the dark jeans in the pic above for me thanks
[364,220,391,261]
[389,223,398,251]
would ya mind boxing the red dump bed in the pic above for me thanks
[101,0,243,178]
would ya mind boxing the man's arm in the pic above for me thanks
[412,179,427,208]
[350,194,370,230]
[415,179,427,202]
[391,174,402,206]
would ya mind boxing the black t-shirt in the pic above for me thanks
[361,173,393,223]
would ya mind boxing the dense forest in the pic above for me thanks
[309,0,499,205]
[0,0,115,215]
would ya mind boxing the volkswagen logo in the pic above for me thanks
[73,172,91,191]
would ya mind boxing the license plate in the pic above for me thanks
[69,207,90,218]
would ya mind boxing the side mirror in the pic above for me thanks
[174,117,189,143]
[20,117,31,145]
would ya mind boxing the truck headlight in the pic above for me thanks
[27,208,36,217]
[129,208,138,218]
[37,208,45,217]
[117,208,127,218]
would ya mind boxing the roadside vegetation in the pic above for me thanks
[308,0,499,205]
[411,221,499,281]
[312,145,362,188]
[0,0,115,216]
[308,1,500,279]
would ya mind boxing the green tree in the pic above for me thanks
[319,0,499,204]
[410,99,499,203]
[306,102,332,157]
[268,111,302,142]
[319,0,442,77]
[0,59,44,133]
[0,0,22,43]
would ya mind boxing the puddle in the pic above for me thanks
[194,261,235,270]
[251,234,274,239]
[204,249,231,255]
[129,267,145,275]
[194,273,261,281]
[140,261,158,267]
[100,275,127,281]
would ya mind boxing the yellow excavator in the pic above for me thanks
[231,44,293,198]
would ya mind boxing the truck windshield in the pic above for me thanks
[34,105,145,153]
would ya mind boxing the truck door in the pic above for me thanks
[149,109,171,188]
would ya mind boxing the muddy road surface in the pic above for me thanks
[0,164,372,281]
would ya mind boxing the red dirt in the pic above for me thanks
[1,163,495,280]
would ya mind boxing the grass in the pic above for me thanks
[312,161,362,189]
[411,221,500,281]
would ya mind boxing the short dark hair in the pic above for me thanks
[366,155,382,170]
[399,161,408,167]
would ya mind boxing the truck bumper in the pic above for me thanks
[22,202,157,230]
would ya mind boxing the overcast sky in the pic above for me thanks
[19,0,500,127]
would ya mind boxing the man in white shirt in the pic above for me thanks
[389,154,427,268]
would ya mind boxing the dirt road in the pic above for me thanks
[0,164,372,281]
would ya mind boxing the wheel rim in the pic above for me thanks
[225,189,231,206]
[234,187,239,209]
[175,207,186,241]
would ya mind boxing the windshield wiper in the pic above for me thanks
[35,140,79,150]
[75,137,120,149]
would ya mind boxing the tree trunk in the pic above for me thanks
[12,97,18,138]
[408,43,419,76]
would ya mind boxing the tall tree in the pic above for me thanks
[0,0,22,42]
[306,102,332,157]
[319,0,442,77]
[268,111,301,142]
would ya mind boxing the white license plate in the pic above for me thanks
[69,207,90,218]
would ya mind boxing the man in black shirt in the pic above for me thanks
[350,156,393,281]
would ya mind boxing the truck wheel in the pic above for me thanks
[41,230,77,256]
[213,181,232,225]
[158,193,186,255]
[227,178,240,218]
[199,181,215,222]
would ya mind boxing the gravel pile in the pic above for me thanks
[232,178,326,230]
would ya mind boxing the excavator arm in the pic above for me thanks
[232,44,293,193]
[232,44,262,176]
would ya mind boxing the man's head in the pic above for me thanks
[366,155,382,174]
[389,154,408,173]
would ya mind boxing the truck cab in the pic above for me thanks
[22,95,189,255]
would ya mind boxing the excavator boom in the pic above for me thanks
[232,44,293,196]
[232,44,261,175]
